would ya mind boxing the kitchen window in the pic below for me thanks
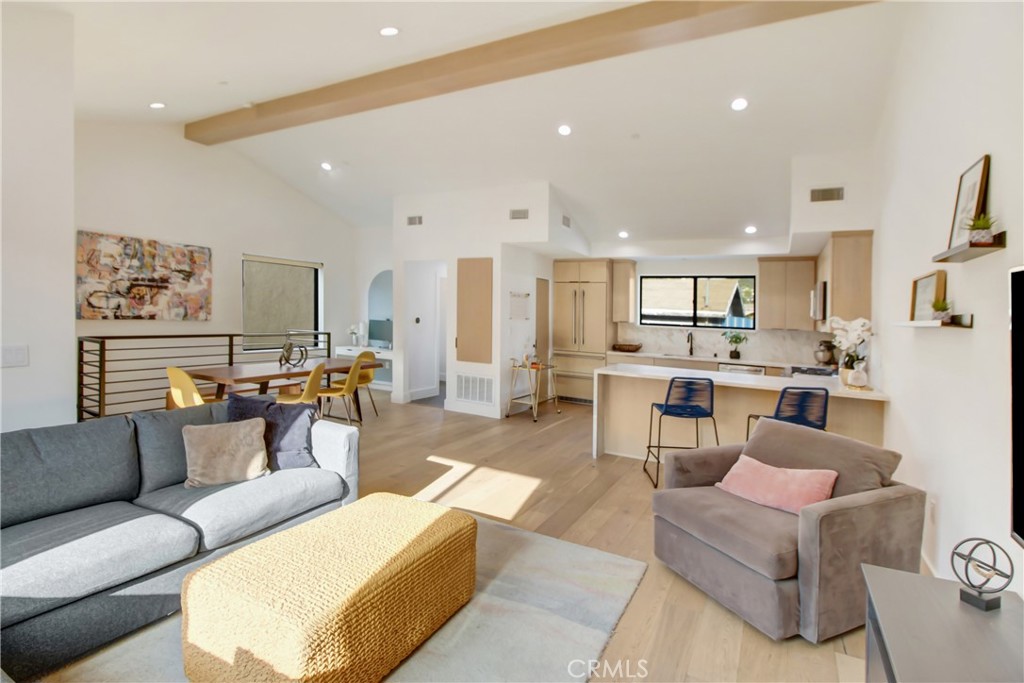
[639,275,755,329]
[242,254,323,349]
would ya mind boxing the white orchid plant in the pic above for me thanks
[829,316,872,369]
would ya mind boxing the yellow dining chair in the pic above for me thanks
[318,357,364,425]
[166,366,216,409]
[275,363,325,407]
[354,351,379,416]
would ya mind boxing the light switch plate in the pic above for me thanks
[2,345,30,368]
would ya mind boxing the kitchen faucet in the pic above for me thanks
[687,332,693,356]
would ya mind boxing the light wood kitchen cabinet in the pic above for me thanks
[817,231,873,331]
[758,257,816,331]
[554,281,607,354]
[653,358,720,371]
[554,260,608,283]
[606,352,653,365]
[552,259,613,400]
[611,260,637,323]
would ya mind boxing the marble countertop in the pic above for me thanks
[605,349,818,370]
[598,363,888,402]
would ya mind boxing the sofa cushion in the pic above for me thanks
[183,418,270,488]
[653,486,798,580]
[716,454,838,514]
[132,404,216,494]
[133,468,345,551]
[226,394,318,470]
[0,502,198,627]
[745,419,901,498]
[0,417,139,528]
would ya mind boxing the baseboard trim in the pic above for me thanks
[409,386,439,401]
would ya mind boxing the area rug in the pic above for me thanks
[43,516,646,683]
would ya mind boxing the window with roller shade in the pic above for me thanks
[242,255,322,349]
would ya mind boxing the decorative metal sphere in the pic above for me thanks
[950,537,1014,594]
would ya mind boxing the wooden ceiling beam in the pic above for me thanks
[184,1,867,145]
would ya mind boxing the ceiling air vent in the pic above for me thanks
[562,215,572,228]
[407,215,423,226]
[810,187,845,202]
[509,209,529,220]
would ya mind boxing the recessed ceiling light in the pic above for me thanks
[148,102,165,110]
[557,124,572,136]
[320,162,333,171]
[379,27,399,37]
[731,97,748,112]
[745,225,758,234]
[618,231,629,239]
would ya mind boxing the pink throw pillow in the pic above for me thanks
[716,454,838,514]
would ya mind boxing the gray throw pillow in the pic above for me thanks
[226,394,318,470]
[182,418,270,488]
[744,419,901,498]
[133,404,216,493]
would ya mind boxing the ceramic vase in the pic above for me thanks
[848,360,868,388]
[969,229,994,245]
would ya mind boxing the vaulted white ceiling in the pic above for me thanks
[61,1,907,254]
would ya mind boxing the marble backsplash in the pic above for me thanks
[616,323,833,366]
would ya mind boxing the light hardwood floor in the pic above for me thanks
[350,394,867,683]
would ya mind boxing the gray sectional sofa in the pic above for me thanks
[0,403,359,681]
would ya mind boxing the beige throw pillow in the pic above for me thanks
[182,418,270,488]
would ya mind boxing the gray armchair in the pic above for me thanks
[653,418,926,643]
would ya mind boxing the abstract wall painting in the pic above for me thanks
[75,230,212,320]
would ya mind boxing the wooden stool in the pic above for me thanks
[182,493,477,682]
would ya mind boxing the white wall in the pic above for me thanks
[500,244,554,411]
[391,181,552,416]
[873,2,1023,592]
[1,6,76,431]
[402,260,445,400]
[353,226,393,331]
[75,123,359,345]
[790,152,878,234]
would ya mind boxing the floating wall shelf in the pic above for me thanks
[895,314,974,329]
[932,232,1006,263]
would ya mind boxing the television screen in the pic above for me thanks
[1011,267,1023,548]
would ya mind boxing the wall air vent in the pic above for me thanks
[562,215,572,228]
[455,374,494,404]
[509,209,530,220]
[407,215,423,226]
[810,187,845,202]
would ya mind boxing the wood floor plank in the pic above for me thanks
[358,395,863,682]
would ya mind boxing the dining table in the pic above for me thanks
[186,357,383,422]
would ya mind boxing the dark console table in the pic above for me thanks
[863,564,1023,683]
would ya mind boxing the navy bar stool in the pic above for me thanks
[746,386,829,439]
[644,377,719,488]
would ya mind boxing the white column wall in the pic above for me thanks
[1,6,76,431]
[873,1,1023,592]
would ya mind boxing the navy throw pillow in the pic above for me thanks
[226,394,318,470]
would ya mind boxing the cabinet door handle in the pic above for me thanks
[572,289,577,345]
[581,289,586,347]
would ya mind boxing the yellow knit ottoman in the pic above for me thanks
[181,493,477,683]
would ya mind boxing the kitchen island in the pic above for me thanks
[593,363,888,459]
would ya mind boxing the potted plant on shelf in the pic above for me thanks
[932,299,952,323]
[829,316,873,386]
[967,214,997,245]
[721,331,748,359]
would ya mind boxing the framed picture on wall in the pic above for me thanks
[947,155,990,250]
[910,270,947,321]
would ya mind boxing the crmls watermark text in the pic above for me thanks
[568,659,649,679]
